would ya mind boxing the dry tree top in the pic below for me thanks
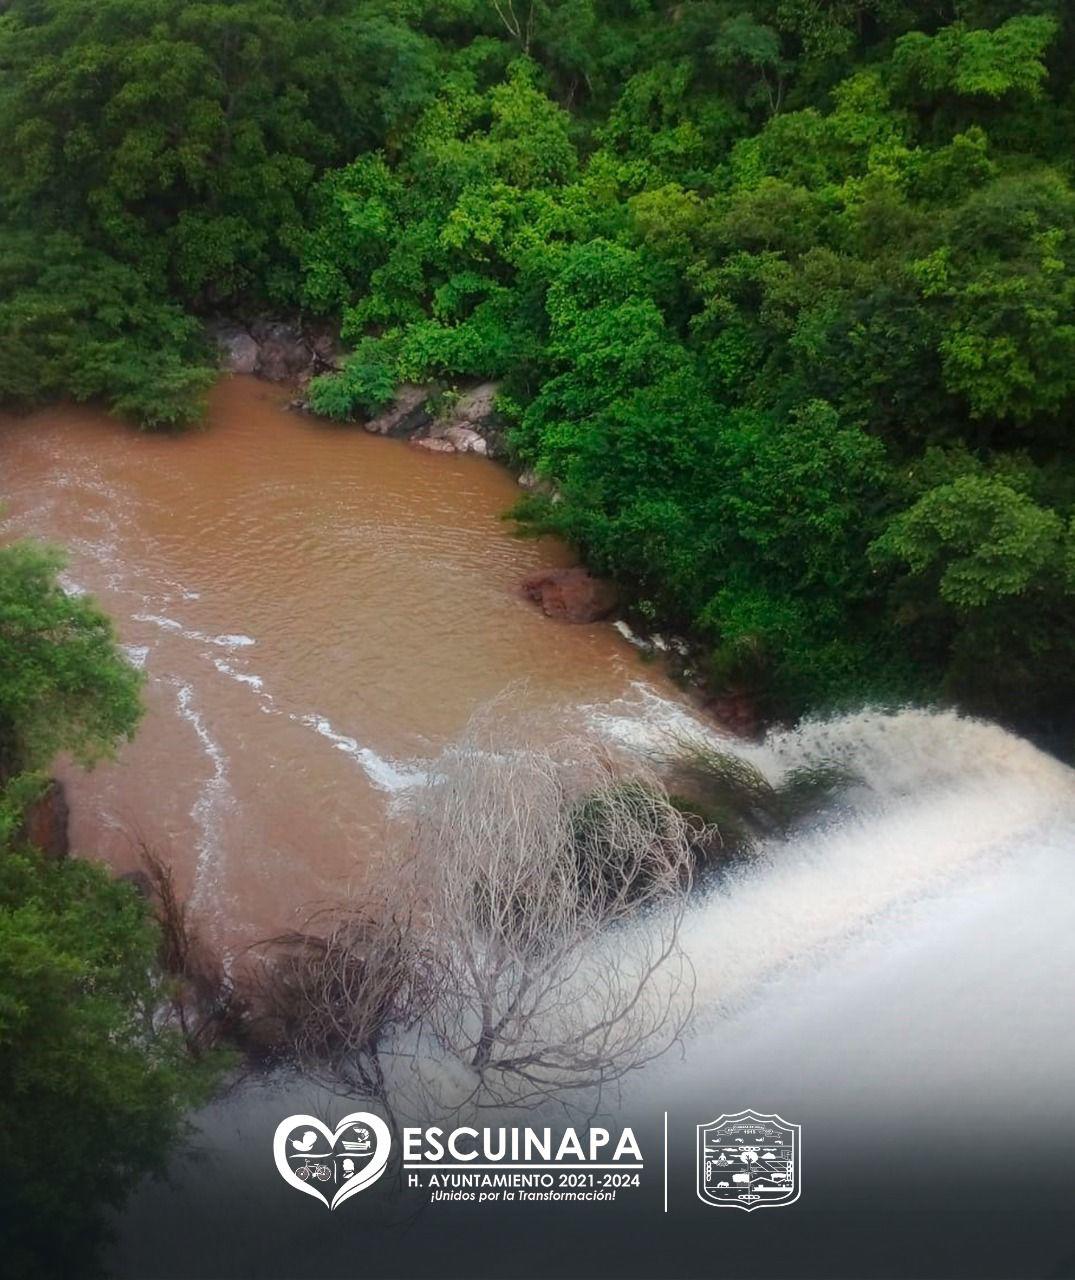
[259,711,706,1120]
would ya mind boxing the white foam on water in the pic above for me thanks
[579,704,1075,1133]
[133,612,255,650]
[212,657,264,691]
[295,712,422,793]
[584,679,728,752]
[133,612,189,634]
[612,620,645,647]
[212,633,256,648]
[122,644,150,670]
[401,697,1074,1126]
[173,680,235,912]
[155,574,201,602]
[583,700,1075,1016]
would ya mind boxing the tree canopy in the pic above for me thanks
[3,0,1075,736]
[0,540,143,776]
[0,543,217,1277]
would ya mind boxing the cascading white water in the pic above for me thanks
[675,707,1074,1018]
[615,705,1075,1175]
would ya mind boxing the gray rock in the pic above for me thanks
[453,381,500,426]
[365,383,436,437]
[518,468,557,497]
[252,321,313,383]
[308,326,345,371]
[412,435,457,453]
[211,323,259,375]
[442,424,488,455]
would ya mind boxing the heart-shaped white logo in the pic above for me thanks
[273,1112,391,1210]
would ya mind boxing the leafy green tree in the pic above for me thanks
[872,472,1064,610]
[0,850,219,1278]
[0,541,143,777]
[890,14,1057,105]
[0,231,215,428]
[870,472,1075,721]
[0,542,220,1276]
[0,0,392,307]
[913,172,1075,428]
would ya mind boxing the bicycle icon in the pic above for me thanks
[294,1160,333,1182]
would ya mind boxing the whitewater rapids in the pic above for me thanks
[616,704,1075,1179]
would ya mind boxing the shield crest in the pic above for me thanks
[697,1110,801,1211]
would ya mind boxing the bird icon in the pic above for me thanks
[291,1130,318,1153]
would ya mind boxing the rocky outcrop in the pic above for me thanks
[248,320,313,382]
[364,383,436,437]
[517,467,559,498]
[440,382,503,456]
[365,380,504,456]
[521,568,620,623]
[414,423,487,455]
[212,323,260,375]
[209,318,343,385]
[704,691,760,739]
[412,435,457,453]
[20,779,69,860]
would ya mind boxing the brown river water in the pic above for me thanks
[1,377,698,946]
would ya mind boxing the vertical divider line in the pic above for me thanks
[663,1111,668,1213]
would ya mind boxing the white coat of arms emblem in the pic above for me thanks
[697,1109,801,1211]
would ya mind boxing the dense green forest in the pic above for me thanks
[3,0,1075,739]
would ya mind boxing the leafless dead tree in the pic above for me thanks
[252,903,426,1098]
[253,715,702,1116]
[490,0,536,54]
[137,841,245,1057]
[386,720,700,1113]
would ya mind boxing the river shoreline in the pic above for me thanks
[210,318,754,730]
[0,376,725,944]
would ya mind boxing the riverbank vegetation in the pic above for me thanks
[0,542,226,1277]
[3,1,1075,737]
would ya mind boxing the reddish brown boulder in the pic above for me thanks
[21,779,69,860]
[521,568,620,623]
[704,691,760,739]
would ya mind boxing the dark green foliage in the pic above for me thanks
[0,0,440,425]
[0,230,215,427]
[0,850,219,1278]
[659,734,851,866]
[4,0,1075,733]
[0,543,220,1277]
[298,1,1075,734]
[0,540,143,775]
[0,0,393,306]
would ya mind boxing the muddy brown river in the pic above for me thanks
[1,377,696,945]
